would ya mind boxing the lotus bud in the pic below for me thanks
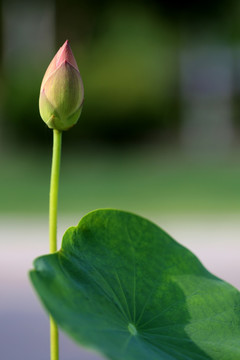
[39,40,84,131]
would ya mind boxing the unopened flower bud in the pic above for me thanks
[39,40,84,131]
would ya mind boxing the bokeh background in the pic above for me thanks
[1,0,240,359]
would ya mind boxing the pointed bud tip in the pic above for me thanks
[62,39,70,49]
[56,39,78,72]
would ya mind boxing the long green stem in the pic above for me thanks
[49,129,62,360]
[50,318,59,360]
[49,129,62,253]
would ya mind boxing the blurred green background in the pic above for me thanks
[0,0,240,217]
[1,2,240,360]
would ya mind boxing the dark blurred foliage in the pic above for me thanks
[0,2,2,69]
[1,0,240,148]
[149,0,234,21]
[56,0,181,146]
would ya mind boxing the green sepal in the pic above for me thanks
[39,62,84,131]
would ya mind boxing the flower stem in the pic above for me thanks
[50,318,59,360]
[49,129,62,360]
[49,129,62,253]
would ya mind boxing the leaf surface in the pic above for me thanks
[30,209,240,360]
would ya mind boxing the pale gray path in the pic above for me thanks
[0,214,239,360]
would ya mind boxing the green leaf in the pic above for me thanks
[30,209,240,360]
